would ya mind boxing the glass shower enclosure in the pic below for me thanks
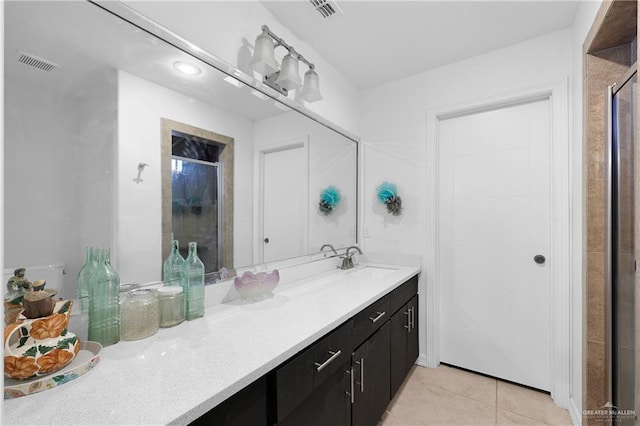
[607,67,637,425]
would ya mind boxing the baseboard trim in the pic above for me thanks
[416,353,430,367]
[568,397,582,425]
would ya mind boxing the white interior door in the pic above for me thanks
[438,99,551,391]
[261,143,308,263]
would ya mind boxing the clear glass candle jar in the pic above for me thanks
[157,285,185,328]
[120,289,159,340]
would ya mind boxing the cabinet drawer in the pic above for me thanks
[275,320,353,423]
[390,274,418,315]
[352,295,390,347]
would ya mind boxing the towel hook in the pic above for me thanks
[134,162,149,183]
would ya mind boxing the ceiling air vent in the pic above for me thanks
[17,51,59,72]
[309,0,343,19]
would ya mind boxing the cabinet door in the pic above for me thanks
[390,303,410,398]
[406,295,419,369]
[277,362,351,426]
[390,295,419,399]
[352,322,391,426]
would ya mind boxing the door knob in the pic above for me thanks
[264,238,270,243]
[534,254,546,265]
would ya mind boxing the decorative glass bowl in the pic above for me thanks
[234,270,279,300]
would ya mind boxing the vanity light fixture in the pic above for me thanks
[249,25,322,102]
[173,61,201,75]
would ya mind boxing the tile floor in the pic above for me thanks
[380,364,574,425]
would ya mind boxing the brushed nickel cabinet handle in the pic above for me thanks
[314,350,342,372]
[368,311,386,323]
[346,367,355,403]
[408,307,414,331]
[359,358,364,392]
[404,309,410,330]
[411,306,416,330]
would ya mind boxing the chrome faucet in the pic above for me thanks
[340,246,363,270]
[320,244,338,257]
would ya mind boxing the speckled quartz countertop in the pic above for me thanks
[3,261,420,425]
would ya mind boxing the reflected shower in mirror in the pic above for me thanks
[4,1,357,300]
[161,119,235,275]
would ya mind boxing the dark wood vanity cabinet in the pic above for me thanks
[276,362,352,426]
[275,320,354,425]
[276,273,419,426]
[191,376,268,426]
[390,282,419,398]
[351,321,391,426]
[194,273,419,426]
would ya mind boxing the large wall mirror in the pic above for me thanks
[4,1,358,299]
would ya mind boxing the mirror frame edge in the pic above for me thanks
[89,0,361,268]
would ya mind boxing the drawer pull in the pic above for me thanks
[315,350,342,372]
[368,311,386,323]
[404,309,410,330]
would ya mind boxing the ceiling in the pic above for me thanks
[261,1,582,89]
[5,1,290,122]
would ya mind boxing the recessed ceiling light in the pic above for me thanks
[173,61,201,75]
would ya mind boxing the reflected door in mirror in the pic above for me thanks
[262,140,308,262]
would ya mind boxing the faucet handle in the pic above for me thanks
[339,255,351,270]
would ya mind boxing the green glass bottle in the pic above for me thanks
[76,246,97,314]
[163,240,185,287]
[88,249,120,346]
[183,242,204,320]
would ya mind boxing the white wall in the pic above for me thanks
[359,26,580,411]
[122,1,360,136]
[360,28,574,250]
[4,69,116,300]
[116,71,254,283]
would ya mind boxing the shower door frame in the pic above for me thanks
[605,63,637,418]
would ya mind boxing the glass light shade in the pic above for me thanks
[301,68,322,102]
[249,33,279,75]
[275,53,302,90]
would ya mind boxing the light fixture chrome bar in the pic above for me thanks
[261,25,315,70]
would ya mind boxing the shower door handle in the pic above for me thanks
[534,255,546,265]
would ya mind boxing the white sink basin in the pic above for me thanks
[347,265,398,280]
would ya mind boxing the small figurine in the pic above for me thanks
[6,268,32,303]
[22,290,55,319]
